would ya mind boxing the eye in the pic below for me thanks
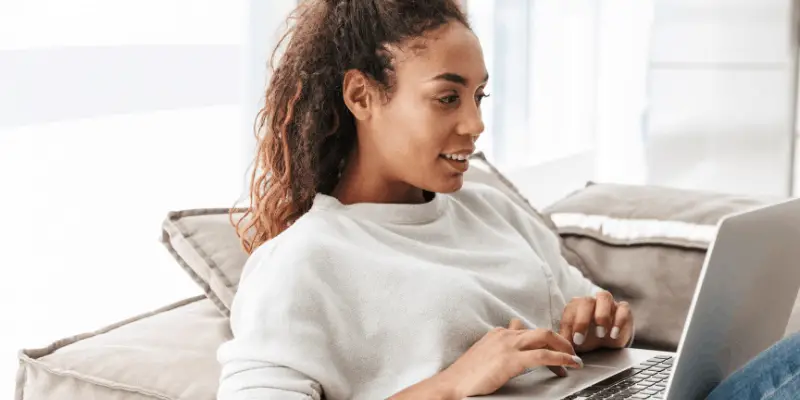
[476,92,491,105]
[438,94,459,105]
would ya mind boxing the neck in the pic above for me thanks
[332,147,427,205]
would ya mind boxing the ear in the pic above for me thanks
[342,69,374,121]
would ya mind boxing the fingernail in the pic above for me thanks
[572,355,584,368]
[610,327,620,340]
[573,332,585,345]
[596,326,606,338]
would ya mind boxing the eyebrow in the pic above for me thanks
[431,72,490,86]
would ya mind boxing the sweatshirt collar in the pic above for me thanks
[311,192,446,225]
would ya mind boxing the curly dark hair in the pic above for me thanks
[233,0,470,253]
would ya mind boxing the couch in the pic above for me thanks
[15,153,800,399]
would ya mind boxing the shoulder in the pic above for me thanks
[228,212,352,336]
[237,209,347,290]
[265,209,346,254]
[230,211,348,326]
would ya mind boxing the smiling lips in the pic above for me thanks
[439,150,473,172]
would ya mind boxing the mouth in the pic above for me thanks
[439,152,471,172]
[439,153,470,162]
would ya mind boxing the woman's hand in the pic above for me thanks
[559,291,634,353]
[438,319,584,398]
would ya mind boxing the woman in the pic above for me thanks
[217,1,800,399]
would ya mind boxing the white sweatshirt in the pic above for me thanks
[217,182,602,400]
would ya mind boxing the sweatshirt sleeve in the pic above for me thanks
[493,191,637,346]
[216,243,345,400]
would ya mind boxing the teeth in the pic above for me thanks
[442,153,469,161]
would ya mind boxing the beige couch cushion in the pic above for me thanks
[543,182,800,351]
[162,152,583,316]
[162,210,248,316]
[16,295,225,400]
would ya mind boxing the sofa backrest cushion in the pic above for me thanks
[161,152,577,316]
[543,182,782,351]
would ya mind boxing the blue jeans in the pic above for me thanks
[706,332,800,400]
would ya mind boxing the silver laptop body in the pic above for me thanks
[476,197,800,400]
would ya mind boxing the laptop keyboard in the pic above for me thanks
[562,355,673,399]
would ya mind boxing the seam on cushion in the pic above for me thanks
[168,208,247,218]
[84,294,207,336]
[163,238,213,294]
[161,236,230,317]
[19,295,206,359]
[174,217,235,288]
[17,357,173,400]
[551,213,717,247]
[164,210,236,290]
[16,295,206,400]
[559,232,709,253]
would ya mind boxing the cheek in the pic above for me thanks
[380,100,448,158]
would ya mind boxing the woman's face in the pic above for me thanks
[362,21,488,194]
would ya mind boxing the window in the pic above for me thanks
[0,1,272,394]
[467,0,654,185]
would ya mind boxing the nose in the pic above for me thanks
[457,101,485,139]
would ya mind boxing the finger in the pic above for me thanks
[611,301,633,343]
[518,349,584,370]
[508,318,525,330]
[548,366,568,377]
[545,342,572,377]
[560,301,577,346]
[572,297,596,346]
[518,329,576,356]
[593,291,615,339]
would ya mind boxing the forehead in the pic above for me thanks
[390,22,487,83]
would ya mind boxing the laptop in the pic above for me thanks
[478,197,800,400]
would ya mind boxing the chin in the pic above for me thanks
[430,174,465,194]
